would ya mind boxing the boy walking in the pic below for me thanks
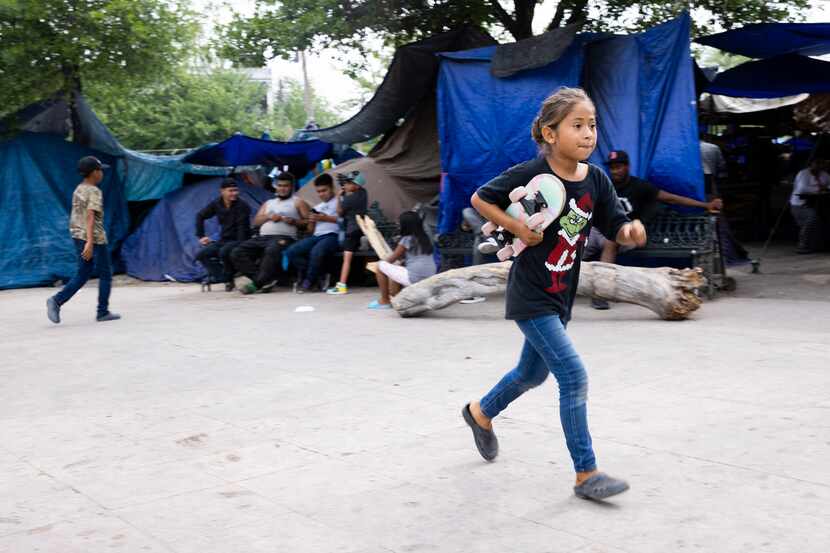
[47,156,120,324]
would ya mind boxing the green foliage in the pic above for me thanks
[86,69,342,151]
[217,0,495,67]
[218,0,813,70]
[0,0,198,117]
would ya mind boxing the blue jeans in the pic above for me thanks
[54,239,112,318]
[480,314,596,472]
[283,233,339,284]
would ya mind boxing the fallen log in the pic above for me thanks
[391,261,705,320]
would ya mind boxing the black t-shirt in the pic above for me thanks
[476,158,629,322]
[341,187,368,233]
[615,176,659,222]
[195,198,252,242]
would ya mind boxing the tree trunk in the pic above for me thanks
[391,261,705,320]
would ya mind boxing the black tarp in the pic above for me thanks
[303,27,496,144]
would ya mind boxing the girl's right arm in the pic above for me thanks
[384,243,407,264]
[471,193,542,246]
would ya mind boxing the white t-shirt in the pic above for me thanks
[313,197,340,236]
[259,197,300,238]
[790,169,830,207]
[699,141,726,176]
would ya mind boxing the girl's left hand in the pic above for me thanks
[618,220,647,247]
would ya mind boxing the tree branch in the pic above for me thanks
[486,0,520,39]
[565,0,589,25]
[548,1,567,30]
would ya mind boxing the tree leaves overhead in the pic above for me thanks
[0,0,198,115]
[86,69,342,151]
[218,0,812,68]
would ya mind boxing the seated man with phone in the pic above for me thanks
[282,173,341,293]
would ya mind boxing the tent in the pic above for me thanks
[303,27,496,144]
[296,98,442,222]
[121,178,271,282]
[182,134,335,178]
[698,23,830,99]
[436,13,703,232]
[705,55,830,98]
[0,92,233,289]
[0,132,129,289]
[697,23,830,59]
[296,27,496,221]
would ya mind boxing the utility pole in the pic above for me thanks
[299,50,315,126]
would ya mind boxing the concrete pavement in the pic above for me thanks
[1,247,829,552]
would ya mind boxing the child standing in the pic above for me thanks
[327,171,368,295]
[462,87,645,500]
[47,156,121,324]
[368,211,436,309]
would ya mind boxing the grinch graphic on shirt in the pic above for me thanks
[544,193,593,294]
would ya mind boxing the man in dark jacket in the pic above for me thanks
[195,178,252,290]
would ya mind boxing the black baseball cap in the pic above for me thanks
[220,177,238,189]
[77,156,110,176]
[605,150,631,165]
[605,150,630,165]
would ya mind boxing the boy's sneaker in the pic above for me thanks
[591,298,610,310]
[96,312,121,322]
[326,282,348,295]
[240,282,258,295]
[46,296,61,324]
[295,280,313,294]
[478,237,499,255]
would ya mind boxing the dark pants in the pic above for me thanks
[54,239,112,318]
[195,240,241,283]
[231,235,295,287]
[283,233,340,285]
[791,205,821,252]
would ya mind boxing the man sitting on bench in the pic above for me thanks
[283,174,341,293]
[194,177,252,291]
[232,172,309,294]
[584,150,723,310]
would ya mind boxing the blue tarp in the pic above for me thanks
[436,14,702,232]
[182,135,334,179]
[436,42,584,232]
[705,54,830,98]
[697,23,830,58]
[0,132,130,289]
[69,94,226,201]
[121,178,271,282]
[587,14,702,202]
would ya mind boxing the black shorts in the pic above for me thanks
[342,229,363,252]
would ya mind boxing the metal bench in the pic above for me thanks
[434,230,476,271]
[616,212,731,298]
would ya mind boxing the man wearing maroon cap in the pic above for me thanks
[585,149,723,309]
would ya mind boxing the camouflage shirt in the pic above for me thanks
[69,183,107,244]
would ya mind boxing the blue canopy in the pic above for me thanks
[436,14,703,232]
[0,133,130,289]
[705,54,830,98]
[121,178,271,282]
[182,135,334,178]
[697,23,830,58]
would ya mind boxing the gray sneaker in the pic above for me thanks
[591,298,610,310]
[46,297,61,324]
[461,403,498,462]
[96,312,121,322]
[573,473,630,500]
